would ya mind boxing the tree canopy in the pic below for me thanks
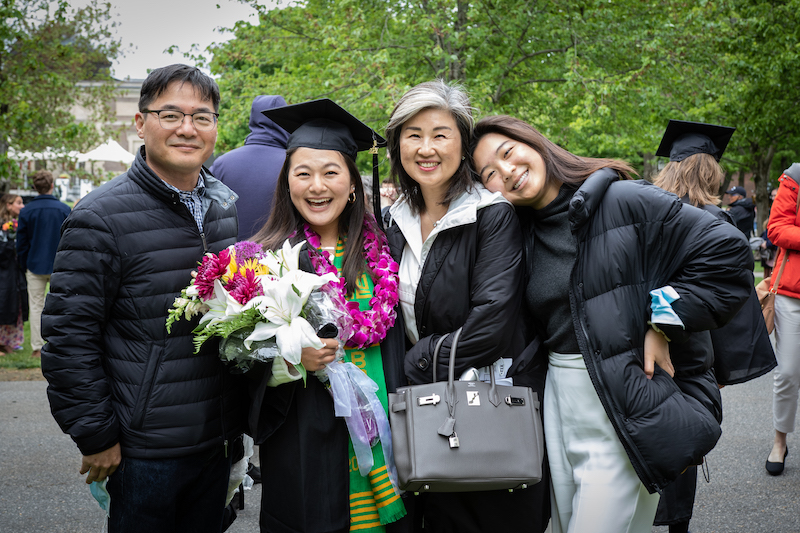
[206,0,799,229]
[0,0,121,187]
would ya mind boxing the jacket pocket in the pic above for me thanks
[129,343,164,432]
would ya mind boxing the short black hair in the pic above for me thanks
[138,64,220,112]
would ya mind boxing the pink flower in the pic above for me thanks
[195,249,231,300]
[303,216,399,350]
[226,270,263,305]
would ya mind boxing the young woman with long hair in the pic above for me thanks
[472,115,754,533]
[248,99,408,533]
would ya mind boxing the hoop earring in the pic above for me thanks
[348,191,357,204]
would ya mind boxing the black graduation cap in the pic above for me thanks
[655,120,736,162]
[263,99,387,228]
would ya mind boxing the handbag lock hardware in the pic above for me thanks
[505,396,525,406]
[418,393,441,406]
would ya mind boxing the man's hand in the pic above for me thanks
[81,443,121,484]
[644,327,675,379]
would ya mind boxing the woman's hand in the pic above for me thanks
[300,337,340,371]
[644,327,675,379]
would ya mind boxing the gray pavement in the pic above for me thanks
[0,380,260,532]
[1,374,798,532]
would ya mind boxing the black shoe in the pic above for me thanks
[766,446,788,476]
[247,463,262,484]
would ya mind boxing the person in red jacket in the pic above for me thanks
[765,162,800,475]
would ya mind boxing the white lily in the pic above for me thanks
[260,239,305,277]
[241,269,337,365]
[199,279,246,328]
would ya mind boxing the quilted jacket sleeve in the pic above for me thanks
[648,186,754,342]
[41,206,121,456]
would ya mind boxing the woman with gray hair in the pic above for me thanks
[384,80,548,532]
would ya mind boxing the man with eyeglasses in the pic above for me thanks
[41,64,246,532]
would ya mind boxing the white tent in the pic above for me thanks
[77,139,135,164]
[7,147,81,160]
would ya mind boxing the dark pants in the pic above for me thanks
[107,447,232,533]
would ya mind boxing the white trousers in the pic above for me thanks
[545,352,659,533]
[773,294,800,434]
[25,271,50,351]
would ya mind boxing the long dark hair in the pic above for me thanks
[472,115,636,188]
[251,148,371,296]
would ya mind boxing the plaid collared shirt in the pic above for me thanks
[163,175,206,232]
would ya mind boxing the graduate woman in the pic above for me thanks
[652,120,776,533]
[472,115,754,533]
[250,100,408,533]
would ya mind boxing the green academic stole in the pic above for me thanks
[329,239,406,531]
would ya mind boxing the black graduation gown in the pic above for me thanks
[654,200,776,527]
[0,235,28,326]
[248,249,409,533]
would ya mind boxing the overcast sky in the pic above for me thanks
[74,0,274,80]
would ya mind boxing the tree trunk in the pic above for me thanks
[752,143,776,235]
[719,171,732,199]
[641,153,657,182]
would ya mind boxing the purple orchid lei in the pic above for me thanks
[304,215,399,349]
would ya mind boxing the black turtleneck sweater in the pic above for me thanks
[524,185,581,354]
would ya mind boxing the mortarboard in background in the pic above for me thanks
[656,120,736,162]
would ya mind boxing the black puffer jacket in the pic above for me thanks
[728,197,756,237]
[559,169,753,493]
[42,148,247,459]
[386,194,527,386]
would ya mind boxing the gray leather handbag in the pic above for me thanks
[388,328,544,492]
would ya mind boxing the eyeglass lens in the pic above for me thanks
[156,111,217,131]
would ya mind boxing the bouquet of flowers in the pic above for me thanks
[166,239,351,380]
[1,219,17,241]
[166,238,393,476]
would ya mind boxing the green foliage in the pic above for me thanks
[0,0,122,187]
[207,0,720,165]
[204,0,800,203]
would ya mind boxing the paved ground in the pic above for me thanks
[2,371,798,532]
[0,379,261,532]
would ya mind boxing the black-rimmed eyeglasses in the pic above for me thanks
[142,109,219,131]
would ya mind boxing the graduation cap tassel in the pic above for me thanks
[370,138,383,231]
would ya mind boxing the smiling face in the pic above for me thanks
[399,108,463,202]
[473,132,560,209]
[7,196,23,217]
[288,147,354,245]
[134,81,217,190]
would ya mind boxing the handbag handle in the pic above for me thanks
[432,328,501,407]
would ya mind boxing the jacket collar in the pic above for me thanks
[389,185,508,244]
[568,167,619,233]
[128,146,237,210]
[29,194,58,202]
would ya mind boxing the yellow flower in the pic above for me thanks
[240,258,268,276]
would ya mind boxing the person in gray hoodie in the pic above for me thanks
[210,95,289,240]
